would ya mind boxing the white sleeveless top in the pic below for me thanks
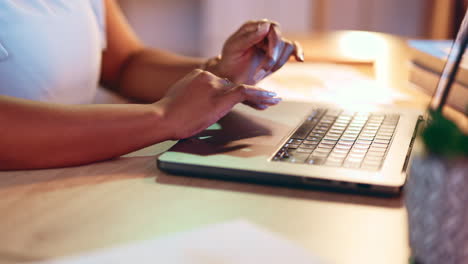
[0,0,106,104]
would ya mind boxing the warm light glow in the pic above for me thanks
[337,31,393,95]
[337,31,387,61]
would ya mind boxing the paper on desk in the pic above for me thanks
[38,220,323,264]
[259,63,409,105]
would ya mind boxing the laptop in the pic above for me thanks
[157,10,468,195]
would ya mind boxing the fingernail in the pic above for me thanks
[253,69,268,82]
[294,41,305,62]
[266,91,277,97]
[258,104,268,110]
[299,51,305,62]
[265,98,282,104]
[257,23,270,35]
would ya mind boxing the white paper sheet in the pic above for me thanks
[259,63,409,106]
[37,220,323,264]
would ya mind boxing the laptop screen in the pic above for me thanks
[430,8,468,111]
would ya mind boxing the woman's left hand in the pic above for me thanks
[207,19,304,85]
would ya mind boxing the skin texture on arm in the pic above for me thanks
[0,95,169,170]
[100,0,206,102]
[0,70,278,170]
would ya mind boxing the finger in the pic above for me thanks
[293,41,305,62]
[243,97,281,109]
[243,86,282,107]
[243,86,277,99]
[252,25,284,80]
[230,19,279,40]
[260,18,280,26]
[226,22,271,53]
[270,40,295,73]
[242,101,270,110]
[267,24,283,61]
[222,85,277,106]
[252,68,270,84]
[246,97,282,106]
[259,97,282,105]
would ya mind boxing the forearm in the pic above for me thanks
[0,96,171,170]
[115,48,205,102]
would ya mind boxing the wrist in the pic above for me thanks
[201,55,221,71]
[150,99,179,141]
[201,55,233,82]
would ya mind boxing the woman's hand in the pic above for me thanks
[208,19,304,85]
[155,69,281,140]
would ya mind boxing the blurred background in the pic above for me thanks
[117,0,468,57]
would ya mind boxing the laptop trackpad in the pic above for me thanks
[169,105,300,158]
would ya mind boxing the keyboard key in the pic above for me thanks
[302,142,318,147]
[324,135,340,141]
[329,152,347,158]
[368,147,386,153]
[306,136,321,141]
[332,148,350,154]
[290,120,320,140]
[340,136,357,141]
[335,145,352,152]
[330,128,345,133]
[374,139,390,144]
[335,120,351,125]
[350,148,368,154]
[290,139,303,144]
[312,128,328,134]
[317,144,334,151]
[375,135,392,140]
[376,132,394,138]
[310,133,325,137]
[353,144,370,150]
[327,131,342,136]
[343,131,359,136]
[338,140,354,145]
[297,148,313,153]
[355,139,372,145]
[362,128,379,133]
[289,153,311,163]
[322,139,338,145]
[313,149,331,157]
[307,157,326,165]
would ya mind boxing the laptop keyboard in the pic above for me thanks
[272,109,399,170]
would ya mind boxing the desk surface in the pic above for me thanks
[0,31,456,264]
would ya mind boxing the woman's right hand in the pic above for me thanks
[155,69,281,140]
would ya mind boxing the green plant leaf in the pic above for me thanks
[421,110,468,157]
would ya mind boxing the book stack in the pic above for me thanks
[408,40,468,112]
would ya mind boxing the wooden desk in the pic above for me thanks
[0,31,441,264]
